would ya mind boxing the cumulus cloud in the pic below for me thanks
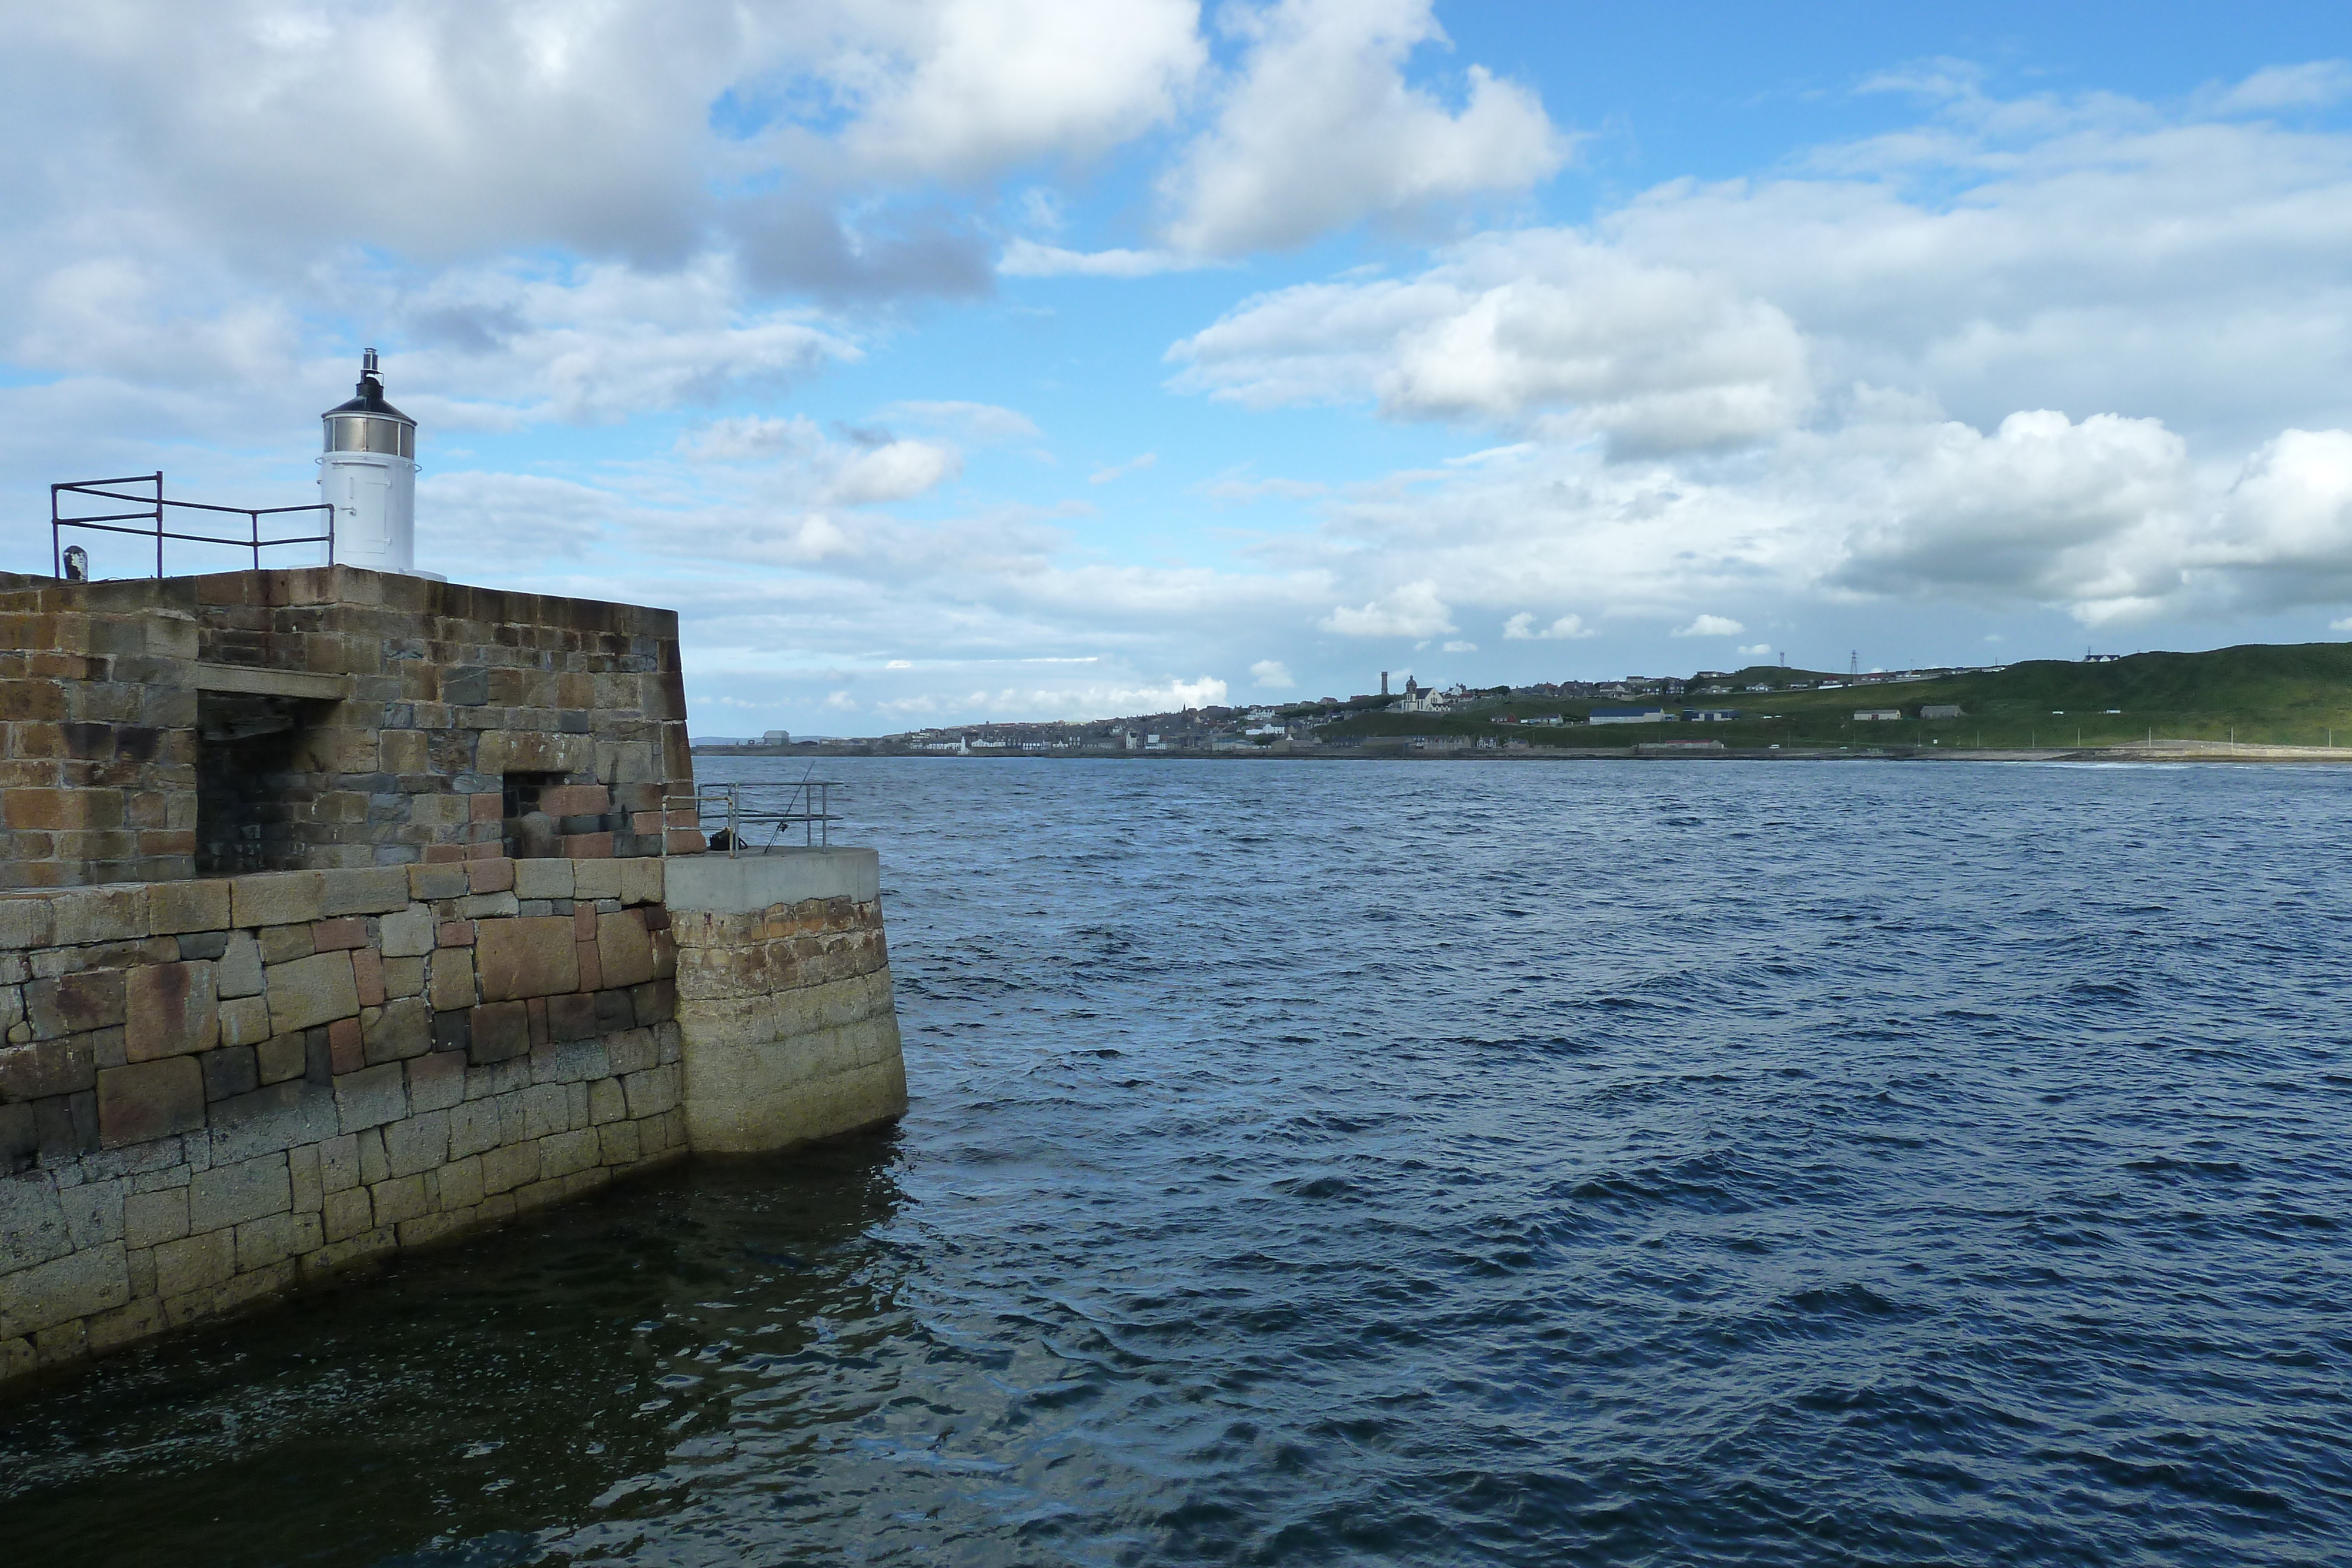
[884,400,1041,441]
[1168,235,1811,453]
[677,413,961,506]
[1736,643,1773,658]
[1441,639,1476,653]
[1160,0,1569,256]
[998,240,1202,278]
[1251,658,1296,688]
[1674,614,1746,637]
[1502,612,1596,640]
[1319,580,1455,637]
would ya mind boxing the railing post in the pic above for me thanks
[151,472,164,579]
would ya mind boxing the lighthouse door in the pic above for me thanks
[341,469,391,557]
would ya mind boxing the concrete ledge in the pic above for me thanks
[663,847,879,911]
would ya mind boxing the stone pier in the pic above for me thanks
[0,566,906,1390]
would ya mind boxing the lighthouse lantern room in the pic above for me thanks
[319,347,419,573]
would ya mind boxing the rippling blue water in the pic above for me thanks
[6,757,2352,1566]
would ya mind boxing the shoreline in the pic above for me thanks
[696,743,2352,767]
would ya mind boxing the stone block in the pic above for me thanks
[199,1045,258,1102]
[218,994,273,1049]
[328,1017,363,1075]
[335,1062,407,1134]
[176,931,230,962]
[318,1132,359,1193]
[318,865,410,918]
[606,1027,659,1078]
[382,956,426,999]
[125,1186,189,1248]
[27,969,125,1040]
[188,1152,291,1232]
[51,887,146,947]
[0,1103,34,1174]
[513,859,574,901]
[467,858,516,895]
[589,1078,626,1125]
[216,932,263,999]
[573,861,622,901]
[258,924,315,966]
[380,905,435,958]
[428,950,477,1012]
[0,897,55,952]
[0,1036,96,1102]
[352,949,385,1008]
[60,1178,125,1248]
[382,1111,449,1178]
[546,991,599,1042]
[289,1142,322,1214]
[521,1082,571,1139]
[266,951,359,1035]
[0,1177,71,1275]
[475,917,580,1002]
[321,1186,372,1243]
[456,891,519,920]
[468,1000,530,1065]
[153,1229,234,1299]
[206,1079,340,1164]
[449,1099,502,1161]
[597,1120,641,1166]
[231,871,325,929]
[597,911,656,990]
[479,1141,540,1196]
[149,879,230,935]
[435,1155,485,1211]
[256,1031,307,1085]
[235,1209,322,1272]
[361,997,433,1065]
[630,978,676,1027]
[369,1174,430,1226]
[96,1057,204,1147]
[538,1127,600,1180]
[408,862,469,901]
[620,857,664,907]
[407,1050,466,1114]
[310,917,367,952]
[125,961,219,1062]
[534,1037,608,1086]
[0,1242,129,1339]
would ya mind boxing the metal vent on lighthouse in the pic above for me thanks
[318,347,419,573]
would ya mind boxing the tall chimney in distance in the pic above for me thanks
[319,347,419,573]
[1381,671,1389,696]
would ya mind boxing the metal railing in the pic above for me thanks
[51,472,333,580]
[668,780,845,854]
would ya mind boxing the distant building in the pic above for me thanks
[1854,708,1902,721]
[1920,704,1963,720]
[1681,708,1741,722]
[1391,675,1448,713]
[762,728,790,744]
[1591,706,1673,724]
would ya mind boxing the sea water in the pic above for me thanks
[4,758,2351,1566]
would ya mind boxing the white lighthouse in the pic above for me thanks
[318,348,419,573]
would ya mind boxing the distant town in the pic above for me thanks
[694,660,2016,755]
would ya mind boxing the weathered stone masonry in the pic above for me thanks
[0,857,689,1382]
[0,566,908,1392]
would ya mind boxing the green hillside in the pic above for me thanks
[1317,643,2352,751]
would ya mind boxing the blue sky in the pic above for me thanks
[2,2,2349,733]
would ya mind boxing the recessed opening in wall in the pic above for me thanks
[196,693,325,875]
[502,771,568,858]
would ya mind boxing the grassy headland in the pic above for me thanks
[1315,643,2352,751]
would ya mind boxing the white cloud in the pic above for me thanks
[886,658,914,669]
[1158,0,1569,257]
[1090,452,1159,484]
[1441,640,1476,653]
[1675,614,1746,637]
[884,400,1041,442]
[1736,643,1773,658]
[1319,580,1455,637]
[827,0,1206,182]
[998,240,1202,278]
[1168,235,1810,453]
[826,439,963,506]
[2209,61,2352,115]
[1250,658,1295,688]
[1502,611,1596,640]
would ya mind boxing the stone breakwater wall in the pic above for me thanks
[0,854,691,1386]
[667,852,905,1155]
